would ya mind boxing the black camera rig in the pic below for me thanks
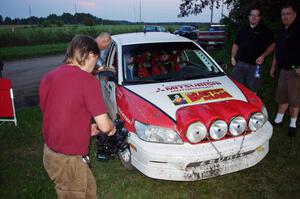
[96,119,129,161]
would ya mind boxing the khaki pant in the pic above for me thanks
[43,144,98,199]
[276,69,300,107]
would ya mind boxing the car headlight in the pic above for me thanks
[135,121,183,144]
[261,106,269,124]
[248,112,265,131]
[209,120,227,140]
[186,122,207,143]
[229,116,246,136]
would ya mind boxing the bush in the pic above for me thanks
[54,20,64,27]
[42,20,51,27]
[84,17,96,26]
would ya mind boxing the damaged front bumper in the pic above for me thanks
[128,122,273,181]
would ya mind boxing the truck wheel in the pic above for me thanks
[118,147,135,170]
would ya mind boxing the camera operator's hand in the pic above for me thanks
[91,123,100,136]
[97,65,116,74]
[94,113,116,136]
[107,126,116,136]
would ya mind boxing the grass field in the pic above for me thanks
[0,24,208,60]
[0,40,299,199]
[0,25,144,60]
[0,43,68,60]
[0,24,186,48]
[1,94,299,199]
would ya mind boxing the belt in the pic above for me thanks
[45,144,91,167]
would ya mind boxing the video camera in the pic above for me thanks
[96,119,129,161]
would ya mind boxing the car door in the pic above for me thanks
[100,43,118,120]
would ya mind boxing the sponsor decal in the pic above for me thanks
[168,88,233,106]
[168,94,188,105]
[156,81,222,93]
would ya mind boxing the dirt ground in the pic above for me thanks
[2,54,65,109]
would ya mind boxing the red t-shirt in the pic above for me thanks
[39,64,107,155]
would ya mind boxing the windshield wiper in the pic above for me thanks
[183,71,224,80]
[123,79,161,84]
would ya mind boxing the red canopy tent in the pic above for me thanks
[0,78,17,126]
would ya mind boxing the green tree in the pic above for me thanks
[178,0,300,27]
[4,17,12,25]
[84,17,96,26]
[54,20,64,27]
[42,20,51,27]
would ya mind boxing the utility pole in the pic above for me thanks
[139,0,142,23]
[74,0,77,14]
[221,0,224,19]
[29,5,32,17]
[210,0,214,25]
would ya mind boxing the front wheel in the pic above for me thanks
[118,147,135,170]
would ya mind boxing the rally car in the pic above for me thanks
[99,32,273,181]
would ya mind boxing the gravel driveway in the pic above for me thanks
[2,54,65,109]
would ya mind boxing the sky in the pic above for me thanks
[0,0,230,23]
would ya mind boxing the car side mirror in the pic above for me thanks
[99,70,117,83]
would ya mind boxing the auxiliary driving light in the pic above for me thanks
[209,120,228,140]
[186,122,207,143]
[248,112,265,131]
[229,116,247,136]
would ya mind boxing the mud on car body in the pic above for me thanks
[99,32,273,181]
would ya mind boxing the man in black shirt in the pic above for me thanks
[270,4,300,137]
[231,7,275,94]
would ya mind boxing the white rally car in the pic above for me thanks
[99,32,273,181]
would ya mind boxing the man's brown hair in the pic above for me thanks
[64,35,100,66]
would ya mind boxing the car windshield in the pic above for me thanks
[144,26,165,32]
[180,26,191,31]
[209,25,225,31]
[122,42,224,84]
[144,26,157,32]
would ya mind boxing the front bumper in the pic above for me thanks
[128,122,273,181]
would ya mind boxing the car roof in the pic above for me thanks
[112,32,191,46]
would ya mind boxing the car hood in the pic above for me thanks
[124,76,247,120]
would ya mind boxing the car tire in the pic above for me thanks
[118,147,135,170]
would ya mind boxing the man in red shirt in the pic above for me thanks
[40,35,116,199]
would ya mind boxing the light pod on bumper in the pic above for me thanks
[186,122,207,143]
[210,120,228,140]
[248,112,265,131]
[229,116,247,136]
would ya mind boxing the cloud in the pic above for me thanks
[77,0,96,9]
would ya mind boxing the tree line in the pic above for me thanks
[0,13,132,27]
[179,0,300,31]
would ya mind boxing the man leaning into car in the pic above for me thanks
[39,35,116,199]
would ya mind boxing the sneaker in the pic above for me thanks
[288,127,297,137]
[271,121,284,128]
